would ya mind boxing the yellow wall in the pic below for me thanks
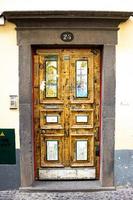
[0,17,133,150]
[0,22,19,148]
[116,17,133,149]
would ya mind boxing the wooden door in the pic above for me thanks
[33,49,101,180]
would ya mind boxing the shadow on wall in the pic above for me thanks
[0,149,20,190]
[115,150,133,186]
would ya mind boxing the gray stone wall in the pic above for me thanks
[115,150,133,187]
[0,149,20,190]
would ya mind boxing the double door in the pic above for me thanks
[33,49,100,179]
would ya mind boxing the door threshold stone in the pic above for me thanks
[19,180,116,192]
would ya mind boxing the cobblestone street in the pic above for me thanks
[0,188,133,200]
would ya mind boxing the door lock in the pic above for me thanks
[41,130,45,134]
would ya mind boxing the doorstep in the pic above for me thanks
[19,180,116,192]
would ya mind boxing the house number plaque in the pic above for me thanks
[60,32,74,42]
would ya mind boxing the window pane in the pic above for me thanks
[76,61,88,97]
[45,59,58,97]
[46,115,58,123]
[76,115,88,123]
[76,140,87,160]
[46,141,58,161]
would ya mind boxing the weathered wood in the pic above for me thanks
[33,49,100,179]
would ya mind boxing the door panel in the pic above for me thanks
[41,135,64,167]
[33,48,101,180]
[70,134,94,167]
[70,109,94,129]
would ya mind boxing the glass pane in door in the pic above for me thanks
[45,58,58,97]
[76,60,88,98]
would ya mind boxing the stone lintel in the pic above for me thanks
[3,11,132,29]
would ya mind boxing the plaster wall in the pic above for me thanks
[116,17,133,150]
[0,0,132,11]
[115,17,133,186]
[0,22,19,148]
[0,22,20,190]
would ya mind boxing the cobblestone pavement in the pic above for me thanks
[0,188,133,200]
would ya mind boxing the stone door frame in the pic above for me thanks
[3,11,132,188]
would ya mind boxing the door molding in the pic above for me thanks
[3,11,132,188]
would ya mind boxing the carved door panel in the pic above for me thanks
[33,49,101,180]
